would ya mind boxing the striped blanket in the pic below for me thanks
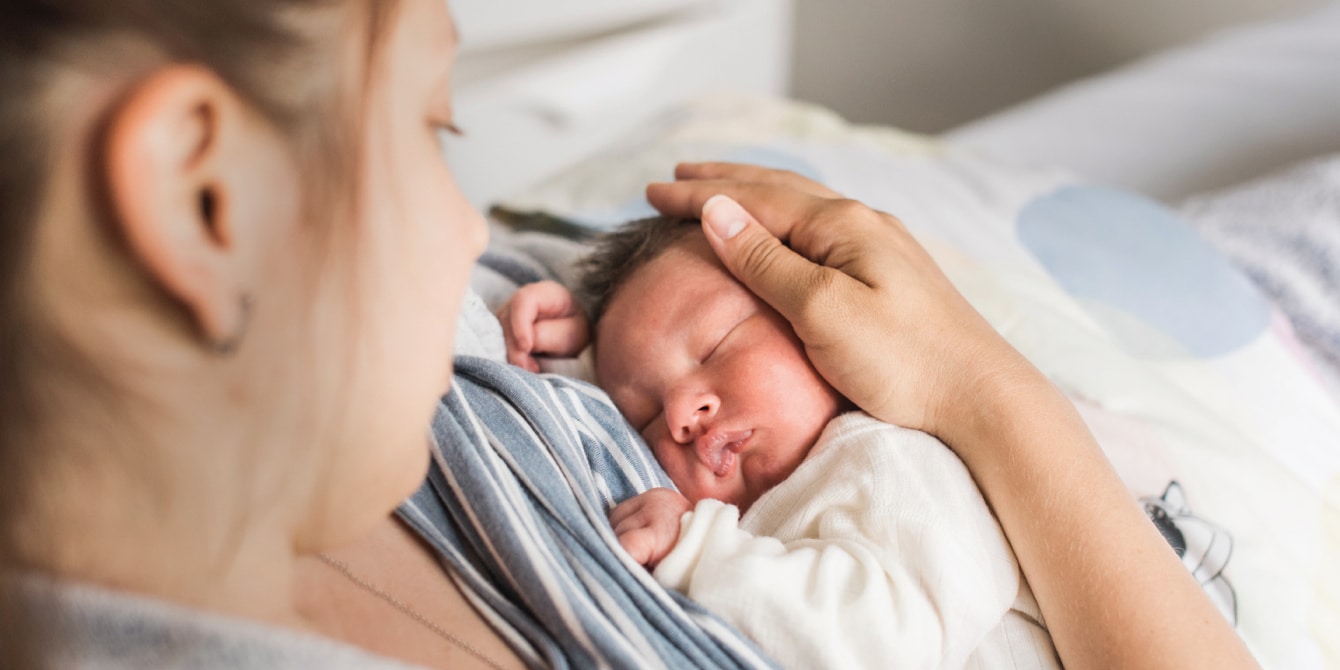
[398,356,776,669]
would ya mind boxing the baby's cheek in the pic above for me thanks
[650,440,689,492]
[780,339,843,416]
[663,467,714,506]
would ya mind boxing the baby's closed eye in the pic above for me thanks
[701,319,745,364]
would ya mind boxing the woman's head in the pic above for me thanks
[0,0,482,587]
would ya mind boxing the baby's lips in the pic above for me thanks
[710,449,736,478]
[695,429,753,477]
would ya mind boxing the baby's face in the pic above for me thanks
[595,232,844,512]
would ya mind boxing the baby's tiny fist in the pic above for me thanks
[609,488,693,569]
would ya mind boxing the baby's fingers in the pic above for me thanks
[520,281,583,320]
[617,527,660,568]
[530,315,590,358]
[608,494,649,531]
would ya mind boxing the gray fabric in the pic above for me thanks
[15,576,423,669]
[471,223,590,314]
[1179,153,1340,389]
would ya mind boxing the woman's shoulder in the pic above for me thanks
[13,574,424,670]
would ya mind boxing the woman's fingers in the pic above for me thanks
[647,179,824,242]
[696,195,852,334]
[647,178,890,271]
[673,162,842,198]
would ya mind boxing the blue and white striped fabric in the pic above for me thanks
[398,355,777,669]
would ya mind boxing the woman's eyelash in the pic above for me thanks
[436,121,464,137]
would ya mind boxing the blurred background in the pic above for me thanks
[445,0,1329,206]
[790,0,1321,132]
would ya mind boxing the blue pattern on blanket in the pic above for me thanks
[1018,185,1271,358]
[397,356,777,669]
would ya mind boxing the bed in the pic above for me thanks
[447,2,1340,667]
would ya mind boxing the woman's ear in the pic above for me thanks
[102,64,291,353]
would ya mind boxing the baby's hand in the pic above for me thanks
[609,488,694,569]
[495,280,591,373]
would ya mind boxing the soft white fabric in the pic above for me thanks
[653,412,1059,670]
[453,289,508,362]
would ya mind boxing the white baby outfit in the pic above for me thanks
[653,412,1060,669]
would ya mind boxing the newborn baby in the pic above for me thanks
[497,217,1059,669]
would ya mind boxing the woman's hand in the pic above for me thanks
[495,280,591,373]
[645,162,1036,443]
[609,488,693,570]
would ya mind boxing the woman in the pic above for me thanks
[0,0,1257,668]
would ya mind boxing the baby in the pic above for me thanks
[497,217,1059,669]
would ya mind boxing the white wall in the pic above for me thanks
[790,0,1324,133]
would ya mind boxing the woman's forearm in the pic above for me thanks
[943,364,1259,669]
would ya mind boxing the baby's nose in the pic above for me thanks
[674,406,711,442]
[668,391,719,443]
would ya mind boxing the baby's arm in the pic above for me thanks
[495,280,590,373]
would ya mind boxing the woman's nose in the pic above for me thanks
[666,388,719,443]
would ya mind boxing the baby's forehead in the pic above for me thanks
[597,233,745,331]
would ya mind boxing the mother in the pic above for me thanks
[0,0,1257,668]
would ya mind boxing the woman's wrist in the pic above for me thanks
[927,342,1061,458]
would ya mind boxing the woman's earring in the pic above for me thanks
[211,293,253,356]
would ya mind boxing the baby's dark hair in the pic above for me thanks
[577,216,701,325]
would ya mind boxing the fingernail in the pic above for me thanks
[703,195,747,240]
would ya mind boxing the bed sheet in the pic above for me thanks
[485,94,1340,668]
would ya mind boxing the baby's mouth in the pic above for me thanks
[696,430,753,477]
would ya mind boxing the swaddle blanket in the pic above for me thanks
[397,356,776,669]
